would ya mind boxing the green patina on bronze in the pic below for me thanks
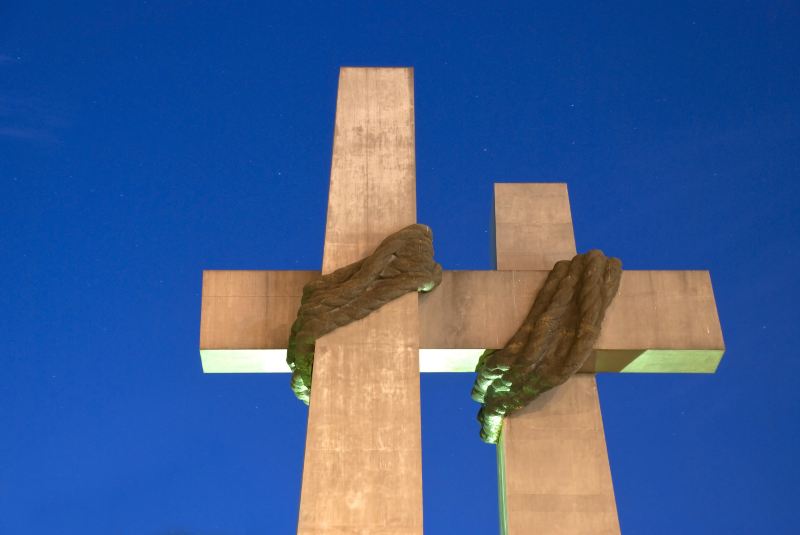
[472,250,622,444]
[286,224,443,404]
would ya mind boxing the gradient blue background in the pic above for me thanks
[2,2,798,533]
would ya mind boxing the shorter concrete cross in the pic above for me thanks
[198,68,725,534]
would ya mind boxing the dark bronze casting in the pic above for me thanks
[286,225,620,445]
[472,250,622,444]
[287,223,443,404]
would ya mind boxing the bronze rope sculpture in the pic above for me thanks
[472,249,622,443]
[286,226,621,444]
[287,224,443,404]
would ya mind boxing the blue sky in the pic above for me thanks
[1,1,798,533]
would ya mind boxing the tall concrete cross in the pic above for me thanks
[199,67,725,534]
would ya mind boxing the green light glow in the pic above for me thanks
[497,433,509,535]
[200,348,487,374]
[199,348,724,374]
[618,349,724,373]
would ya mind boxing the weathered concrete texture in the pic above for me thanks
[296,67,424,535]
[200,269,724,373]
[494,183,621,535]
[500,376,620,534]
[494,182,577,271]
[287,223,441,404]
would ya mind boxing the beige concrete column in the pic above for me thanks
[297,68,423,535]
[494,183,621,535]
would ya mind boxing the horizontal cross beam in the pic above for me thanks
[199,268,724,374]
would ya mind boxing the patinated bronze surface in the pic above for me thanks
[287,223,442,403]
[472,249,622,443]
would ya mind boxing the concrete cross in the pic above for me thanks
[198,67,725,534]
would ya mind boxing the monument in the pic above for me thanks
[198,67,725,534]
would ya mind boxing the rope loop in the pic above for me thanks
[287,224,443,404]
[472,250,622,444]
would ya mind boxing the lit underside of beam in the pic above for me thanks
[200,347,724,374]
[199,269,725,374]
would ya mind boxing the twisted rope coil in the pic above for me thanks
[287,224,443,404]
[471,250,622,444]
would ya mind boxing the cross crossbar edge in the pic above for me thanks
[199,266,724,375]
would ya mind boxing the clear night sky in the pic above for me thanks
[2,2,798,534]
